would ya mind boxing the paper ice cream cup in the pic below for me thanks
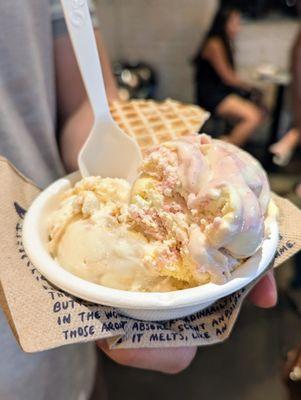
[23,172,279,322]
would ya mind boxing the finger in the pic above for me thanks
[97,340,197,374]
[248,270,277,308]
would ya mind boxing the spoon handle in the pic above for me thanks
[60,0,110,119]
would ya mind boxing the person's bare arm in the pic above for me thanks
[55,29,119,172]
[203,38,245,88]
[292,28,301,144]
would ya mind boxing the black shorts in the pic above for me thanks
[196,87,252,114]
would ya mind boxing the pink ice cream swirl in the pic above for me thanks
[171,135,269,261]
[130,134,270,284]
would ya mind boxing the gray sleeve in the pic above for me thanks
[50,0,99,38]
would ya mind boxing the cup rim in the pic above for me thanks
[22,173,279,310]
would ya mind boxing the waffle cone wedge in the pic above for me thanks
[109,98,209,150]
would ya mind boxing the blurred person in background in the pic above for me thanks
[192,5,265,147]
[0,1,278,399]
[269,6,301,174]
[270,23,301,199]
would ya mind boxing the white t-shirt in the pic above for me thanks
[0,1,100,399]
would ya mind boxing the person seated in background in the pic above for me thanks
[192,5,265,147]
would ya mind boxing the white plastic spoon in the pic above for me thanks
[60,0,142,181]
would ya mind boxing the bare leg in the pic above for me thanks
[269,128,300,166]
[216,95,264,147]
